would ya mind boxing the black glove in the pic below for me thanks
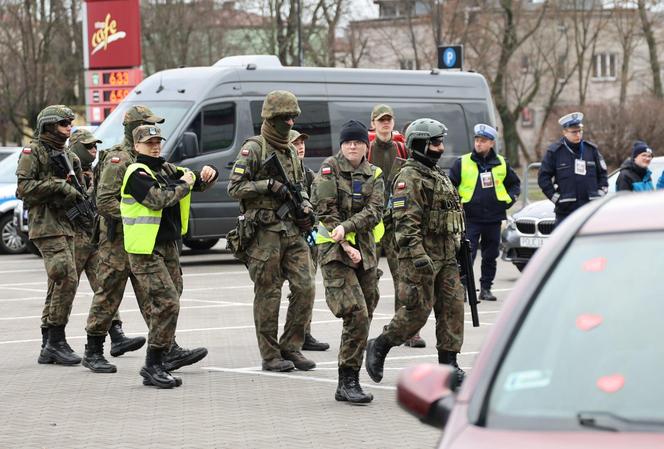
[268,178,291,201]
[294,208,314,232]
[63,184,83,206]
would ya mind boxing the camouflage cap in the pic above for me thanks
[289,129,309,143]
[261,90,301,120]
[36,105,75,133]
[371,104,394,121]
[122,105,165,126]
[133,125,166,143]
[69,128,102,146]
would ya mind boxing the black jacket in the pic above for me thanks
[449,149,521,223]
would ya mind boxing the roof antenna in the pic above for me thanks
[156,74,164,93]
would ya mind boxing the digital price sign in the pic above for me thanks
[86,68,143,124]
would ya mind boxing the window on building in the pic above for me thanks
[400,59,415,70]
[520,55,530,74]
[556,55,567,80]
[592,53,616,81]
[380,3,397,17]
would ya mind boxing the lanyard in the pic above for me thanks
[563,139,585,160]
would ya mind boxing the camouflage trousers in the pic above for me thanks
[382,250,465,353]
[127,241,182,350]
[321,261,379,370]
[288,244,318,335]
[246,229,315,361]
[85,231,151,338]
[33,236,78,327]
[380,221,401,311]
[41,231,120,327]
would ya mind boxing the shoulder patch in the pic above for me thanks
[392,196,407,210]
[110,156,121,163]
[321,166,332,175]
[22,147,31,154]
[241,148,250,156]
[396,181,406,190]
[233,164,246,175]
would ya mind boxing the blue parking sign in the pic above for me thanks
[438,45,463,69]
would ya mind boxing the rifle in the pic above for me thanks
[52,152,97,225]
[262,153,316,246]
[458,236,480,327]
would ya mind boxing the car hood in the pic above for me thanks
[512,200,554,220]
[0,183,17,205]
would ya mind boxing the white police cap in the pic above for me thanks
[473,123,497,140]
[558,112,584,128]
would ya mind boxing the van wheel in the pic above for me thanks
[183,238,219,251]
[0,213,27,254]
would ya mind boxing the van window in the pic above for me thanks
[187,102,236,154]
[251,101,332,158]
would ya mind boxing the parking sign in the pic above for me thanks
[438,45,463,70]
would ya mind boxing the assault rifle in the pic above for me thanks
[262,153,316,246]
[458,235,480,327]
[52,152,97,225]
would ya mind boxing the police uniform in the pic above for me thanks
[538,113,608,225]
[449,124,520,301]
[312,119,384,404]
[16,105,84,366]
[121,125,218,388]
[227,90,316,373]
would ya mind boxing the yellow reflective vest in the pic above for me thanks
[458,153,511,204]
[120,163,193,254]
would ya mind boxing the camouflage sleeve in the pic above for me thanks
[340,172,385,234]
[311,163,342,232]
[227,142,269,199]
[124,168,192,211]
[15,148,73,204]
[96,157,127,220]
[392,172,427,259]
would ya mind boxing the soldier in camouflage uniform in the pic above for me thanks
[121,125,218,388]
[228,91,316,373]
[311,120,384,404]
[16,105,84,366]
[366,118,466,387]
[289,129,329,352]
[84,105,208,374]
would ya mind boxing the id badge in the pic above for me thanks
[480,171,494,188]
[574,159,586,176]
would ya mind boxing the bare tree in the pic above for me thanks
[611,3,641,105]
[637,0,663,97]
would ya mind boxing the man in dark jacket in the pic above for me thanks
[449,124,520,301]
[538,112,608,226]
[616,141,654,192]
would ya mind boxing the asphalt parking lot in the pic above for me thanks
[0,245,520,448]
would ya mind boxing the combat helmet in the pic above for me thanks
[36,105,75,135]
[261,90,301,120]
[405,118,448,150]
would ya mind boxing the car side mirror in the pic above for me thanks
[397,363,456,429]
[176,131,199,161]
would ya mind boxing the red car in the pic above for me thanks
[398,190,664,448]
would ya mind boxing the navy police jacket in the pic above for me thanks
[538,138,608,215]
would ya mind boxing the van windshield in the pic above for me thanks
[94,101,193,150]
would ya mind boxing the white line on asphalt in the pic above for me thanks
[0,269,46,274]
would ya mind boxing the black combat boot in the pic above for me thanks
[261,358,295,372]
[479,288,497,301]
[302,333,330,351]
[108,320,146,357]
[163,340,208,371]
[38,325,82,366]
[140,348,180,389]
[438,350,466,388]
[335,367,373,404]
[82,335,117,373]
[41,327,48,349]
[281,350,316,370]
[365,334,392,383]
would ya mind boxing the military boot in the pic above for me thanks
[438,350,466,388]
[365,335,392,383]
[281,350,316,371]
[82,335,117,373]
[302,333,330,351]
[38,325,82,366]
[163,340,208,371]
[335,367,373,404]
[479,288,497,301]
[108,320,146,357]
[140,348,180,389]
[261,358,295,372]
[40,327,48,349]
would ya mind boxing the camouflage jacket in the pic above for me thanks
[392,159,464,261]
[16,141,83,239]
[311,152,384,270]
[227,136,309,237]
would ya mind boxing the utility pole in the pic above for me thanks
[297,0,304,66]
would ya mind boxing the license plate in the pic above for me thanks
[520,237,544,248]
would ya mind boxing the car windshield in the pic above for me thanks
[0,151,19,183]
[486,232,664,431]
[93,101,193,151]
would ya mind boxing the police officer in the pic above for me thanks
[312,120,384,404]
[16,105,84,365]
[449,124,520,301]
[228,91,316,373]
[538,112,608,226]
[616,141,655,191]
[289,130,330,352]
[366,118,466,386]
[121,125,218,387]
[84,105,208,373]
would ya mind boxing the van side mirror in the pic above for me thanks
[176,132,199,160]
[397,363,456,429]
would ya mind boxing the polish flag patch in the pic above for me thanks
[321,166,332,175]
[241,149,250,156]
[110,157,121,163]
[22,147,31,154]
[396,181,406,190]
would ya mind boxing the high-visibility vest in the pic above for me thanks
[458,153,511,204]
[120,163,193,254]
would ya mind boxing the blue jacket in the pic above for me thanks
[657,172,664,190]
[449,149,521,223]
[615,159,654,192]
[538,138,608,215]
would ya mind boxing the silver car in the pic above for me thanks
[501,157,664,271]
